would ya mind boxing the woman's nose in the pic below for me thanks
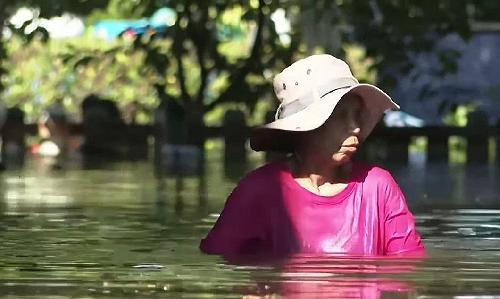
[351,127,361,136]
[349,119,361,135]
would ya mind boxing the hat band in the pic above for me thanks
[276,77,359,120]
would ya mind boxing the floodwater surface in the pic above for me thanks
[1,151,500,298]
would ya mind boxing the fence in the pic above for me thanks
[0,109,499,166]
[215,109,500,165]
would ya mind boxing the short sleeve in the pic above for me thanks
[200,177,267,255]
[382,172,425,255]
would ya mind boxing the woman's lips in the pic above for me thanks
[342,136,359,148]
[340,136,359,154]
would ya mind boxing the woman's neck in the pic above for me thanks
[289,154,353,188]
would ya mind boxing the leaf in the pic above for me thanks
[73,56,94,69]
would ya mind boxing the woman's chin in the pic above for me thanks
[332,153,354,165]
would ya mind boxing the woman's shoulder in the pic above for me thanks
[352,161,396,186]
[229,161,286,200]
[241,160,287,184]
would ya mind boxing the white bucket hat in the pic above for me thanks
[250,54,400,152]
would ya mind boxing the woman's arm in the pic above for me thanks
[381,171,425,256]
[200,177,266,255]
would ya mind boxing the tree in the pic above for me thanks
[61,0,298,145]
[293,1,483,86]
[0,0,109,94]
[2,0,500,132]
[138,0,297,145]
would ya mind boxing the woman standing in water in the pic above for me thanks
[200,54,424,257]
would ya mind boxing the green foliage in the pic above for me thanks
[1,0,500,125]
[14,0,109,18]
[85,0,154,25]
[3,34,158,123]
[442,103,479,127]
[79,0,299,128]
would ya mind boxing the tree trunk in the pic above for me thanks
[185,101,206,148]
[0,4,8,94]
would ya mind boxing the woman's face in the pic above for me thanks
[303,93,364,166]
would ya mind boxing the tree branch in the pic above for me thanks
[193,4,210,104]
[204,0,266,112]
[0,2,7,39]
[172,17,190,104]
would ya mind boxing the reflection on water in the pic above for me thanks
[1,150,500,298]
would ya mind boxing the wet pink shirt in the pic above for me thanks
[200,161,424,256]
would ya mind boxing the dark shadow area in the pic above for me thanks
[80,94,149,167]
[153,144,207,218]
[0,106,26,169]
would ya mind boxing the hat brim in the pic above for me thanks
[250,84,399,152]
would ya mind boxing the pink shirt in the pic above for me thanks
[200,161,424,256]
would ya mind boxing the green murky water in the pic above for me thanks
[1,150,500,298]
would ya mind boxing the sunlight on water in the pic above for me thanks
[1,153,500,298]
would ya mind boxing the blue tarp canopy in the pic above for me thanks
[94,8,176,40]
[384,110,425,127]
